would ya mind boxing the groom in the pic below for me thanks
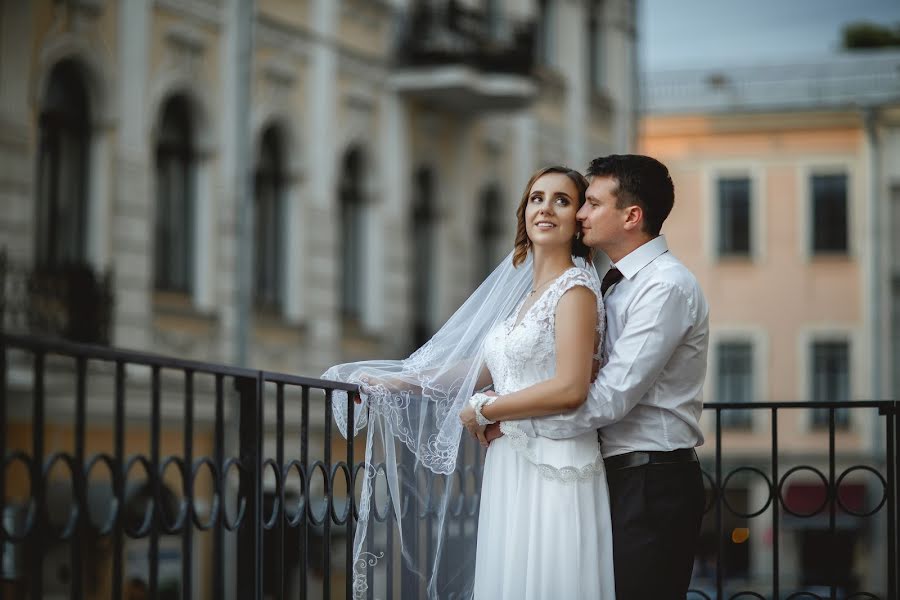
[486,154,709,599]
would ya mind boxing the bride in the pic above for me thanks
[324,166,614,599]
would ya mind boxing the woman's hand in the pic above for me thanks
[459,404,488,448]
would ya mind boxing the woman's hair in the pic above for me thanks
[512,165,591,267]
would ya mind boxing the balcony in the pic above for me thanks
[0,250,114,345]
[391,1,537,113]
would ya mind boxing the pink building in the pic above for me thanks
[640,50,900,595]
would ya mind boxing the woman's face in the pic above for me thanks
[524,173,580,250]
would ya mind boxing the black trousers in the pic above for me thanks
[606,459,705,600]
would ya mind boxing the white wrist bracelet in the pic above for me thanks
[469,392,497,427]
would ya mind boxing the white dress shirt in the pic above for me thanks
[525,235,709,458]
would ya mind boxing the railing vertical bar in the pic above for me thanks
[149,365,161,599]
[385,482,393,600]
[886,402,897,599]
[828,407,836,599]
[212,374,228,598]
[366,493,375,600]
[71,356,87,600]
[323,389,333,600]
[770,407,779,600]
[0,341,7,600]
[30,352,45,600]
[213,374,225,600]
[112,361,126,600]
[299,385,309,599]
[346,387,355,600]
[276,381,285,600]
[236,375,262,600]
[182,370,194,600]
[256,375,265,600]
[715,407,723,600]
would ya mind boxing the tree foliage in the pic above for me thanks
[842,21,900,49]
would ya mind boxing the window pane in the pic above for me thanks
[154,95,194,293]
[717,177,751,256]
[587,1,604,91]
[37,60,90,267]
[254,128,284,312]
[810,340,850,427]
[716,341,753,428]
[411,167,436,347]
[811,174,848,254]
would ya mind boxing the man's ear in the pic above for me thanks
[622,205,643,232]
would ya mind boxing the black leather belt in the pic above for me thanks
[604,448,698,471]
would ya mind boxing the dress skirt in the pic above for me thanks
[472,431,616,599]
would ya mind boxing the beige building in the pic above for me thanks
[641,51,900,595]
[0,0,637,597]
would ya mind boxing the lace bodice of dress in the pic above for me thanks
[482,267,606,482]
[484,267,604,396]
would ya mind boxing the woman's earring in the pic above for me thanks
[575,232,582,241]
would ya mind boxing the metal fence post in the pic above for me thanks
[236,375,262,600]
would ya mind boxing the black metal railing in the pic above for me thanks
[0,251,114,345]
[395,0,536,76]
[689,401,898,600]
[1,331,897,599]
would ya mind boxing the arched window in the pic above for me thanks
[254,126,285,312]
[154,95,195,293]
[338,147,366,323]
[477,183,505,283]
[411,166,437,348]
[36,59,90,267]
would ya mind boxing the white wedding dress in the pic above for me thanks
[473,267,616,599]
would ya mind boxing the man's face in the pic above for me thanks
[577,176,626,251]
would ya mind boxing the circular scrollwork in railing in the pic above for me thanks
[721,466,774,518]
[122,454,154,538]
[330,461,354,525]
[835,465,887,517]
[307,460,330,527]
[728,592,767,599]
[84,452,119,535]
[686,590,713,600]
[784,592,826,599]
[371,463,393,523]
[351,461,369,522]
[41,451,80,541]
[283,459,307,528]
[700,469,717,515]
[778,465,830,518]
[221,457,246,532]
[262,458,282,531]
[158,455,190,535]
[1,451,36,541]
[190,457,219,531]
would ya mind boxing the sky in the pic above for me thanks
[640,0,900,71]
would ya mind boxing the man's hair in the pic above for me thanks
[586,154,674,236]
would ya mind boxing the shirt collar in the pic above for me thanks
[611,235,669,280]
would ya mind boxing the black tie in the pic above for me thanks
[600,267,624,296]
